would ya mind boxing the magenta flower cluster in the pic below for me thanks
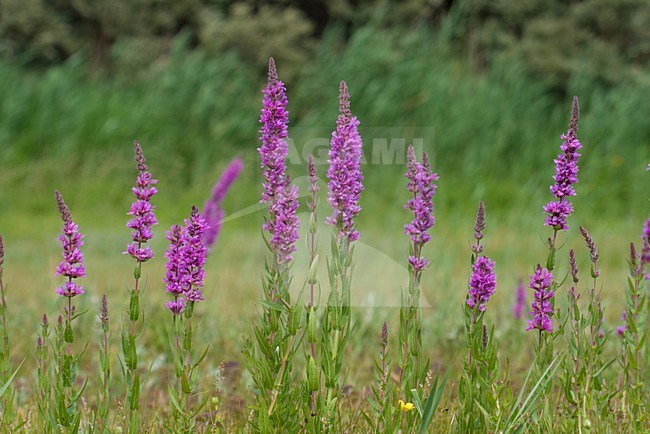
[326,81,364,242]
[201,157,243,249]
[267,182,300,265]
[526,265,554,333]
[55,191,85,297]
[404,145,439,271]
[126,141,158,262]
[259,58,289,204]
[544,97,582,231]
[466,256,497,312]
[258,58,300,264]
[164,206,208,315]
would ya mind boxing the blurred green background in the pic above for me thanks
[0,0,648,390]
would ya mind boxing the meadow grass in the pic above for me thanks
[0,157,644,431]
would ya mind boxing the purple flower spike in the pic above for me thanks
[259,58,289,204]
[208,158,244,205]
[163,207,209,314]
[201,157,243,249]
[257,58,300,264]
[544,97,582,231]
[513,280,526,319]
[164,225,185,298]
[326,81,364,242]
[405,147,439,245]
[264,179,300,264]
[466,256,497,312]
[126,141,158,262]
[404,145,438,272]
[181,206,208,294]
[54,191,85,298]
[526,265,554,333]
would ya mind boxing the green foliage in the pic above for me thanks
[320,235,355,431]
[168,305,210,433]
[620,243,648,428]
[198,2,316,81]
[0,236,17,428]
[560,234,616,432]
[242,236,303,432]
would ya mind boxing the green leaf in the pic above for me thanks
[418,366,450,434]
[0,358,24,398]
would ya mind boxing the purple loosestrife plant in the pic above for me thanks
[459,202,501,432]
[125,141,158,263]
[164,225,185,314]
[164,206,209,432]
[201,157,243,250]
[259,57,289,204]
[525,263,557,407]
[405,145,439,272]
[529,98,581,411]
[243,58,302,431]
[326,81,364,243]
[321,81,364,427]
[257,58,300,265]
[466,256,497,312]
[53,190,86,430]
[55,192,86,298]
[267,179,300,265]
[180,206,208,306]
[122,141,157,434]
[543,97,581,236]
[398,145,438,401]
[527,265,554,334]
[163,207,208,313]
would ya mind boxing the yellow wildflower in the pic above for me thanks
[398,400,415,412]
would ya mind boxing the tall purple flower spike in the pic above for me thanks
[201,157,243,249]
[544,97,582,231]
[258,58,300,264]
[326,81,364,242]
[55,191,85,297]
[164,225,185,298]
[259,57,289,205]
[526,265,554,333]
[466,256,497,312]
[164,207,208,314]
[404,144,439,272]
[267,179,300,265]
[126,141,158,262]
